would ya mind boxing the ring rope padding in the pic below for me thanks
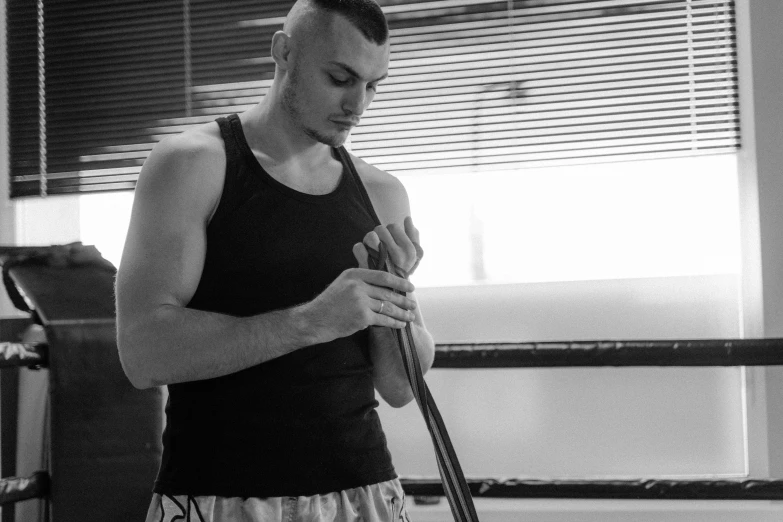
[432,339,783,368]
[400,477,783,501]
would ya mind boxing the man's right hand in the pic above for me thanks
[301,268,417,343]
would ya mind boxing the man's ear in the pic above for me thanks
[271,31,292,70]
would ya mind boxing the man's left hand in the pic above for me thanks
[353,216,422,277]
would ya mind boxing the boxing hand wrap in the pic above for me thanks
[366,242,480,522]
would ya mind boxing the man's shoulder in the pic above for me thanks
[349,153,406,196]
[347,152,410,223]
[135,121,227,218]
[153,121,224,163]
[140,122,226,189]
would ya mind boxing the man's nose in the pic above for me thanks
[342,85,368,116]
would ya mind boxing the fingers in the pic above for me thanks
[352,242,369,269]
[373,312,410,329]
[363,230,381,251]
[384,224,417,267]
[366,279,417,329]
[342,267,416,330]
[403,216,424,264]
[362,219,418,273]
[369,287,417,314]
[352,267,415,294]
[404,216,420,246]
[373,298,416,327]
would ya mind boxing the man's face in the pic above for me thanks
[282,14,390,147]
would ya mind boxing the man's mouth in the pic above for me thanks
[330,118,360,128]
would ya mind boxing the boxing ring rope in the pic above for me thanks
[429,339,783,368]
[398,338,783,501]
[400,477,783,501]
[5,338,783,505]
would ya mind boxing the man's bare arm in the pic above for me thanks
[353,164,437,408]
[367,290,435,408]
[116,131,414,389]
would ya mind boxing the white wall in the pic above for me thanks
[734,0,783,481]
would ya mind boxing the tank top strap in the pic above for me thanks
[215,114,242,178]
[336,146,383,227]
[214,114,242,205]
[211,114,260,227]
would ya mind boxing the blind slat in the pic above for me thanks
[368,137,740,172]
[353,117,739,148]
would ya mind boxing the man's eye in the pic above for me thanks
[330,75,350,86]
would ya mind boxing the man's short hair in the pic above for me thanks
[310,0,389,44]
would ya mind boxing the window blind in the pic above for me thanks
[7,0,738,197]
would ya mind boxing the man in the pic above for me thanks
[115,0,435,520]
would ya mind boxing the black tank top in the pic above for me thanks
[153,114,397,497]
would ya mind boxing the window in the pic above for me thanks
[8,0,738,197]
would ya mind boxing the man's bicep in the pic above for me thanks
[118,202,206,316]
[117,140,220,323]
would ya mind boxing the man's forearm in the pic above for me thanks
[118,303,319,389]
[118,267,416,390]
[369,320,435,408]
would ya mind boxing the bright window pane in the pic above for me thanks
[404,154,741,287]
[78,192,134,268]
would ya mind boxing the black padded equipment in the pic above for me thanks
[0,244,162,522]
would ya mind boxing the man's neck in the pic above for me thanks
[238,100,343,193]
[245,98,331,156]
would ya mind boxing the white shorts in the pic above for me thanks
[145,478,411,522]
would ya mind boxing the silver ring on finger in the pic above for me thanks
[378,300,386,315]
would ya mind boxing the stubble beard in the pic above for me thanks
[282,65,348,148]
